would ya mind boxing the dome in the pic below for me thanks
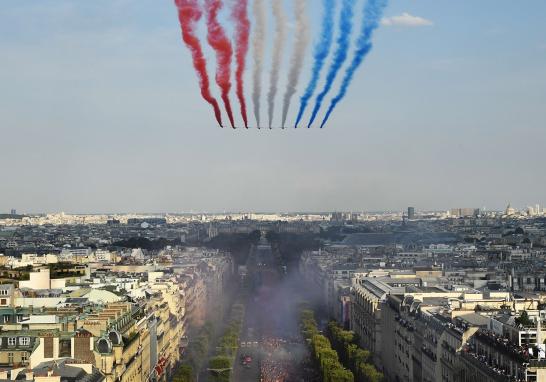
[108,330,122,345]
[96,338,112,354]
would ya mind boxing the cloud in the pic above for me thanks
[382,12,433,27]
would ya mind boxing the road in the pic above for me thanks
[232,238,316,382]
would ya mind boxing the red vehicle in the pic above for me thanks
[241,355,253,365]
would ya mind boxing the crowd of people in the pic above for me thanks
[475,329,531,362]
[260,337,292,382]
[261,358,290,382]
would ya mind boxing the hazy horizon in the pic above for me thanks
[0,207,527,216]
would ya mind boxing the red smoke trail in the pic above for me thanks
[205,0,236,128]
[175,0,223,127]
[232,0,250,128]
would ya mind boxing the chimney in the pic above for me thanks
[25,370,34,380]
[0,370,8,379]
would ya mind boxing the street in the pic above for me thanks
[232,238,315,382]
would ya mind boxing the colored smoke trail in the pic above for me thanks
[294,0,335,128]
[267,1,287,128]
[174,0,223,127]
[232,0,250,128]
[281,0,310,128]
[205,0,235,128]
[251,0,266,127]
[320,0,387,128]
[307,0,355,128]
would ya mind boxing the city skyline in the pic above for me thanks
[1,202,545,216]
[1,206,546,381]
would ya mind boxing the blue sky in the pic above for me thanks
[1,0,545,213]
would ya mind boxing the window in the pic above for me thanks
[8,337,16,346]
[44,337,54,358]
[0,299,6,306]
[20,337,30,346]
[59,339,71,357]
[21,352,28,363]
[3,315,10,323]
[7,352,14,364]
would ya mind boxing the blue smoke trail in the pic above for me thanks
[294,0,335,128]
[307,0,355,128]
[320,0,388,128]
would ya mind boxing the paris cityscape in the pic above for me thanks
[2,0,545,381]
[0,206,546,381]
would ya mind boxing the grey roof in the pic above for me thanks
[30,359,104,382]
[457,312,491,327]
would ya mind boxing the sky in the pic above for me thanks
[1,0,545,214]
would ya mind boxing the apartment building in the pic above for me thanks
[379,291,546,382]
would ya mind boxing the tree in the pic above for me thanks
[186,322,215,370]
[112,236,181,250]
[172,364,194,382]
[325,319,381,382]
[266,230,280,242]
[267,232,321,267]
[515,311,533,327]
[330,368,354,382]
[208,356,231,382]
[301,310,355,382]
[359,363,384,382]
[249,229,262,243]
[353,348,371,368]
[205,232,261,264]
[327,320,355,364]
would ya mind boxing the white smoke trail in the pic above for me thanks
[281,0,310,128]
[252,0,266,127]
[267,0,288,128]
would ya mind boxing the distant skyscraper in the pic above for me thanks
[407,207,415,220]
[350,213,359,223]
[10,209,16,215]
[331,212,343,222]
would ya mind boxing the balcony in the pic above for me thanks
[474,330,529,364]
[460,350,521,382]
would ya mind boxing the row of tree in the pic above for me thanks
[172,321,215,382]
[208,303,246,382]
[171,364,193,382]
[300,309,354,382]
[326,321,384,382]
[206,230,262,264]
[112,236,183,250]
[266,231,321,269]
